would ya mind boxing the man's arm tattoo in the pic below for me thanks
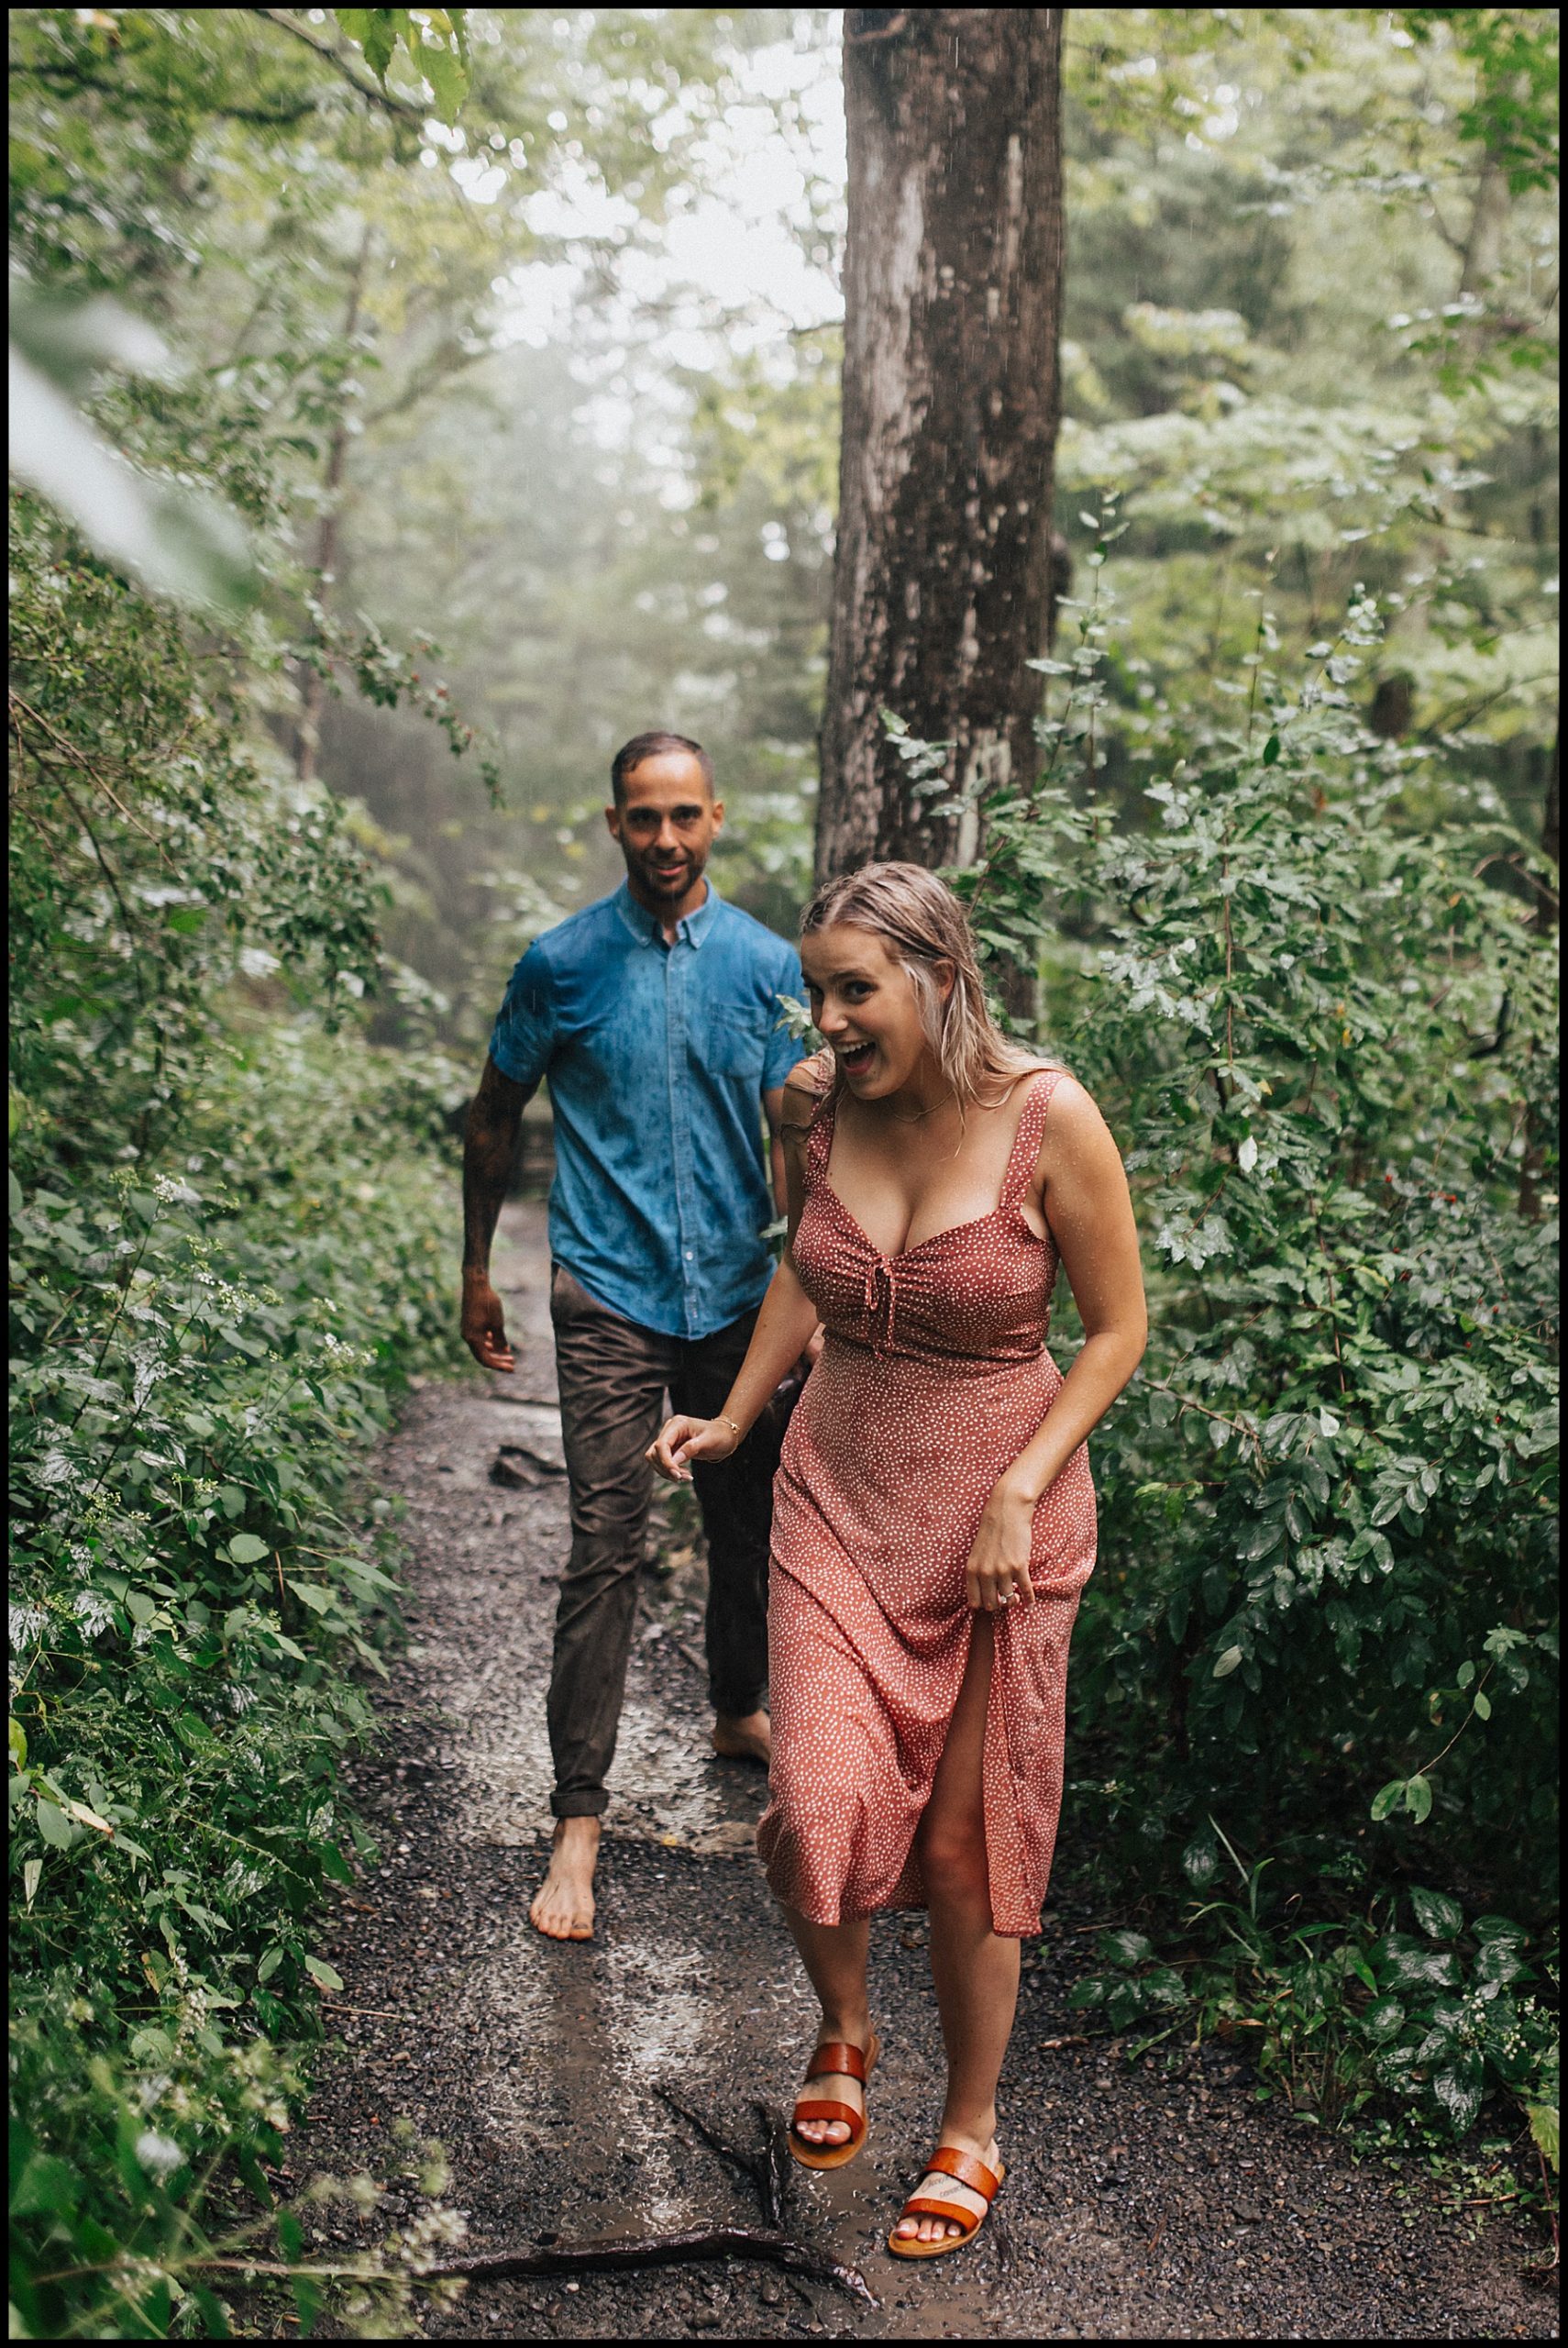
[462,1057,533,1275]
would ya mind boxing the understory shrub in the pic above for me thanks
[9,1024,465,2337]
[934,544,1558,2155]
[9,482,470,2333]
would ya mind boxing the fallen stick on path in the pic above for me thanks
[409,2094,875,2307]
[413,2222,871,2296]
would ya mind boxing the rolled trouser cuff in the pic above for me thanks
[711,1682,768,1722]
[550,1788,610,1819]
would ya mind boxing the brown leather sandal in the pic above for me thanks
[788,2031,880,2171]
[887,2144,1007,2259]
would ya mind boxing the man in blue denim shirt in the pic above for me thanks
[461,732,807,1941]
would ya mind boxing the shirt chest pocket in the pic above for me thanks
[702,1002,769,1082]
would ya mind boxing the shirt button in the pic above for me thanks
[684,1249,693,1260]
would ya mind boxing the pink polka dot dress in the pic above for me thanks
[756,1066,1096,1939]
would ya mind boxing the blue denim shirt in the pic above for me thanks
[489,880,807,1339]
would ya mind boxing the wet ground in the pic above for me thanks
[293,1202,1558,2341]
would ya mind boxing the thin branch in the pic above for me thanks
[246,9,427,119]
[1143,1378,1264,1472]
[1415,670,1558,746]
[8,57,321,124]
[10,692,159,839]
[360,340,490,431]
[1407,1665,1497,1780]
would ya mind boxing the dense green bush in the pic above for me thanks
[944,546,1559,2154]
[8,467,469,2331]
[9,1024,463,2339]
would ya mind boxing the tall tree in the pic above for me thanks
[815,6,1066,880]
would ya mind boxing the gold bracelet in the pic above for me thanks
[718,1413,743,1439]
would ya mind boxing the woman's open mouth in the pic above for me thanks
[837,1040,876,1077]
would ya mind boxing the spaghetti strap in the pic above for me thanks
[787,1051,837,1181]
[805,1084,838,1180]
[1000,1069,1062,1211]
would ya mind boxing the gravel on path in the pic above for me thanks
[294,1202,1557,2342]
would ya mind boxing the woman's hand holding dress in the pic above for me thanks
[963,1476,1039,1611]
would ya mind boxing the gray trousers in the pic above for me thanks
[547,1263,790,1820]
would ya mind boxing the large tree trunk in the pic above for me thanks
[815,7,1065,883]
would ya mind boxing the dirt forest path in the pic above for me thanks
[295,1202,1555,2342]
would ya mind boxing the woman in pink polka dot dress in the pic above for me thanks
[650,863,1146,2260]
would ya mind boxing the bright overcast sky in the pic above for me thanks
[469,23,847,370]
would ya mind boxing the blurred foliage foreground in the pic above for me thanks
[8,489,470,2336]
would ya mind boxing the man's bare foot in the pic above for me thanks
[529,1817,600,1940]
[712,1708,771,1766]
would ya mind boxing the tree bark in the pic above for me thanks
[815,7,1066,882]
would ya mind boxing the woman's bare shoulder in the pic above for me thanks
[783,1047,834,1107]
[1038,1069,1121,1167]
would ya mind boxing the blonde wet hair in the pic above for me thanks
[800,861,1059,1111]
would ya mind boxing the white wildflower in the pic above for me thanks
[134,2132,185,2179]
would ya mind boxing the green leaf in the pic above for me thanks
[10,2150,81,2220]
[1180,1835,1218,1888]
[8,1716,27,1770]
[35,1796,74,1850]
[1370,1778,1407,1822]
[226,1533,271,1565]
[1377,1933,1462,1991]
[9,315,256,609]
[256,1945,285,1984]
[1430,2051,1484,2136]
[1262,734,1281,765]
[1526,2103,1559,2173]
[303,1955,344,1992]
[1409,1886,1463,1942]
[320,1839,355,1886]
[414,33,468,125]
[353,10,398,81]
[1098,1929,1155,1968]
[23,1855,43,1907]
[284,1578,334,1614]
[1404,1774,1432,1824]
[1212,1645,1244,1678]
